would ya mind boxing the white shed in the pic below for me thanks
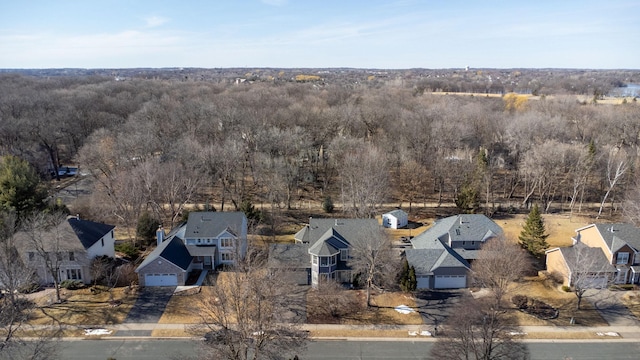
[382,210,408,229]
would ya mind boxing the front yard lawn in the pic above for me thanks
[29,286,136,325]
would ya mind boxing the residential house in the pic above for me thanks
[136,211,247,287]
[16,215,116,285]
[546,223,640,287]
[545,243,615,288]
[382,209,408,229]
[267,243,311,285]
[276,218,380,287]
[408,214,503,289]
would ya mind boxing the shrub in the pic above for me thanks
[512,295,529,309]
[60,280,84,290]
[562,285,571,292]
[115,242,139,259]
[136,211,161,245]
[322,196,335,213]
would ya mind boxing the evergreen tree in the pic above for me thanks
[519,204,549,258]
[0,155,47,217]
[455,180,479,214]
[399,259,417,292]
[322,196,334,213]
[407,266,417,292]
[136,211,161,245]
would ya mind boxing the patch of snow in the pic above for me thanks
[84,328,112,336]
[420,330,432,336]
[509,331,527,336]
[596,332,620,337]
[395,305,415,314]
[408,331,418,336]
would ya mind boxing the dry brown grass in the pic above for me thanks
[503,276,608,327]
[498,214,592,248]
[620,291,640,319]
[151,328,191,337]
[158,286,213,324]
[28,287,136,325]
[307,290,423,325]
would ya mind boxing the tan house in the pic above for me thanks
[546,223,640,287]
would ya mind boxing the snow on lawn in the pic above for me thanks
[84,328,112,336]
[394,305,415,314]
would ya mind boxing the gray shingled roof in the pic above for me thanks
[185,212,246,239]
[411,214,503,249]
[406,244,470,275]
[592,223,640,253]
[558,243,616,274]
[67,218,115,249]
[268,243,311,269]
[296,218,379,244]
[384,209,407,218]
[136,235,192,272]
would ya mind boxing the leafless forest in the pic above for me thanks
[1,68,639,236]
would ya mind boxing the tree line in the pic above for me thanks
[0,73,639,236]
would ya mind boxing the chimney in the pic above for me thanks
[156,225,165,246]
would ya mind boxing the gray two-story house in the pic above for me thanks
[136,211,247,286]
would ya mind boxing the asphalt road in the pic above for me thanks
[59,339,640,360]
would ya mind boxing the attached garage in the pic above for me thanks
[416,275,431,289]
[434,275,466,289]
[144,273,178,287]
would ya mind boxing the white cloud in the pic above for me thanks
[144,15,169,28]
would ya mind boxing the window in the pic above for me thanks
[111,230,114,238]
[462,241,466,245]
[69,252,75,261]
[340,249,350,261]
[221,252,234,261]
[312,255,318,265]
[56,252,63,261]
[455,229,461,236]
[28,252,35,261]
[197,239,202,244]
[331,255,337,265]
[617,252,629,264]
[320,257,328,266]
[66,269,82,280]
[101,238,104,247]
[221,238,234,247]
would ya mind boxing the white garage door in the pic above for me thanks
[145,273,178,286]
[434,275,466,289]
[416,275,430,289]
[581,276,608,289]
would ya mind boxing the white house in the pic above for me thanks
[16,216,116,285]
[382,210,408,229]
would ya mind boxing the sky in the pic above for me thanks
[1,0,639,69]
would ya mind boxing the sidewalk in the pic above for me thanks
[67,322,640,341]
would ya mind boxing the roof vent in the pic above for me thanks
[609,226,616,233]
[335,219,344,226]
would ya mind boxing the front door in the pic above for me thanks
[204,256,212,269]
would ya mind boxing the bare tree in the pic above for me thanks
[196,247,307,360]
[0,213,61,360]
[21,212,72,303]
[597,147,629,218]
[431,298,529,360]
[347,224,398,307]
[334,140,389,218]
[563,243,615,310]
[623,178,640,226]
[472,237,532,309]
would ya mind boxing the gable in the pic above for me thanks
[68,218,115,250]
[412,214,503,249]
[185,212,246,239]
[136,236,192,272]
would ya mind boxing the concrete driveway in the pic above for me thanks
[413,289,469,332]
[123,287,175,324]
[585,289,640,326]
